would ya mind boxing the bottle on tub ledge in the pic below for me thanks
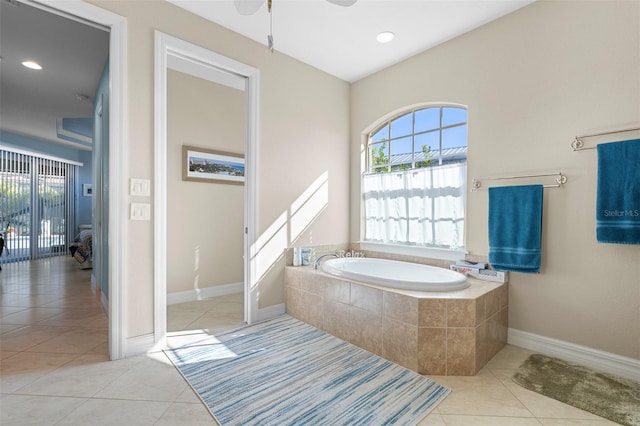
[300,248,313,267]
[292,248,302,266]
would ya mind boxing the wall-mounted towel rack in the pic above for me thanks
[471,172,567,191]
[571,127,640,151]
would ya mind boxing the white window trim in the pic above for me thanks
[360,102,468,260]
[358,241,467,262]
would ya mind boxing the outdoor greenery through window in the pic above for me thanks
[364,105,467,250]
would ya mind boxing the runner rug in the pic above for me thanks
[164,315,450,425]
[513,353,640,426]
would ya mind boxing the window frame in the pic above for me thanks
[361,104,468,259]
[367,105,467,174]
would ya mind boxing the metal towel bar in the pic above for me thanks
[471,172,567,191]
[571,127,640,151]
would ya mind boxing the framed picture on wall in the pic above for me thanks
[82,184,93,196]
[182,145,245,185]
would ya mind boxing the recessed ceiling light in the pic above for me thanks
[376,31,395,43]
[22,60,43,70]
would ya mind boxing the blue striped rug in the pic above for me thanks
[164,315,450,425]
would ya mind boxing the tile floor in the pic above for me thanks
[1,256,616,425]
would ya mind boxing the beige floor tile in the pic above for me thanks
[436,383,535,417]
[503,381,612,420]
[155,402,217,425]
[537,419,619,425]
[0,325,67,352]
[26,328,108,354]
[0,351,79,393]
[0,323,25,334]
[0,350,20,360]
[167,310,205,332]
[0,307,66,324]
[93,356,189,402]
[485,344,534,371]
[43,309,108,329]
[176,386,204,403]
[0,394,87,425]
[0,306,27,317]
[16,354,140,397]
[440,415,543,425]
[56,398,172,425]
[417,412,447,425]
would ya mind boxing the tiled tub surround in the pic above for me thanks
[284,266,508,376]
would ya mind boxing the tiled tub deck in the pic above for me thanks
[284,266,508,376]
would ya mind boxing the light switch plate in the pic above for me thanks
[131,203,151,221]
[130,178,150,197]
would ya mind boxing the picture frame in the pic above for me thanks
[182,145,245,185]
[82,184,93,196]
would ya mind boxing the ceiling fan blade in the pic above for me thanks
[326,0,358,6]
[233,0,265,16]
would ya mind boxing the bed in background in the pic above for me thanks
[69,227,92,269]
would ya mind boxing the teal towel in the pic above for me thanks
[488,185,543,273]
[597,139,640,244]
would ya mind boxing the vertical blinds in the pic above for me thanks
[0,149,77,264]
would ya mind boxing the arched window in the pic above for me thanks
[363,105,467,251]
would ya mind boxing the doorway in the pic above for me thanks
[165,69,245,333]
[153,32,259,347]
[6,0,129,360]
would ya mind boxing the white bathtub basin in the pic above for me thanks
[321,257,469,292]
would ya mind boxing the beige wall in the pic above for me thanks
[89,0,351,337]
[350,1,640,360]
[167,70,244,294]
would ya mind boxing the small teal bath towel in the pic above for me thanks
[597,139,640,244]
[488,185,543,273]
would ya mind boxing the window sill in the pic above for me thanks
[357,241,467,262]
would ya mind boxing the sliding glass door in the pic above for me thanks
[0,149,76,265]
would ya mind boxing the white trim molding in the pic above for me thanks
[257,303,286,322]
[167,282,243,306]
[154,32,260,350]
[125,333,155,358]
[508,328,640,382]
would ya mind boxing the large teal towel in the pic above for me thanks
[597,139,640,244]
[488,185,543,273]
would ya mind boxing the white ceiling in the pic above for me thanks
[0,0,533,150]
[0,1,109,149]
[168,0,534,83]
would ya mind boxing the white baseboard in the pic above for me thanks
[167,282,243,306]
[126,333,155,358]
[257,303,286,322]
[508,328,640,382]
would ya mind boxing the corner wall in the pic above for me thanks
[350,1,640,360]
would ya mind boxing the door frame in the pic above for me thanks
[32,0,128,359]
[153,32,259,346]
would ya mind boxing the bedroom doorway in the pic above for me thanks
[165,69,246,334]
[153,32,259,347]
[1,0,128,360]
